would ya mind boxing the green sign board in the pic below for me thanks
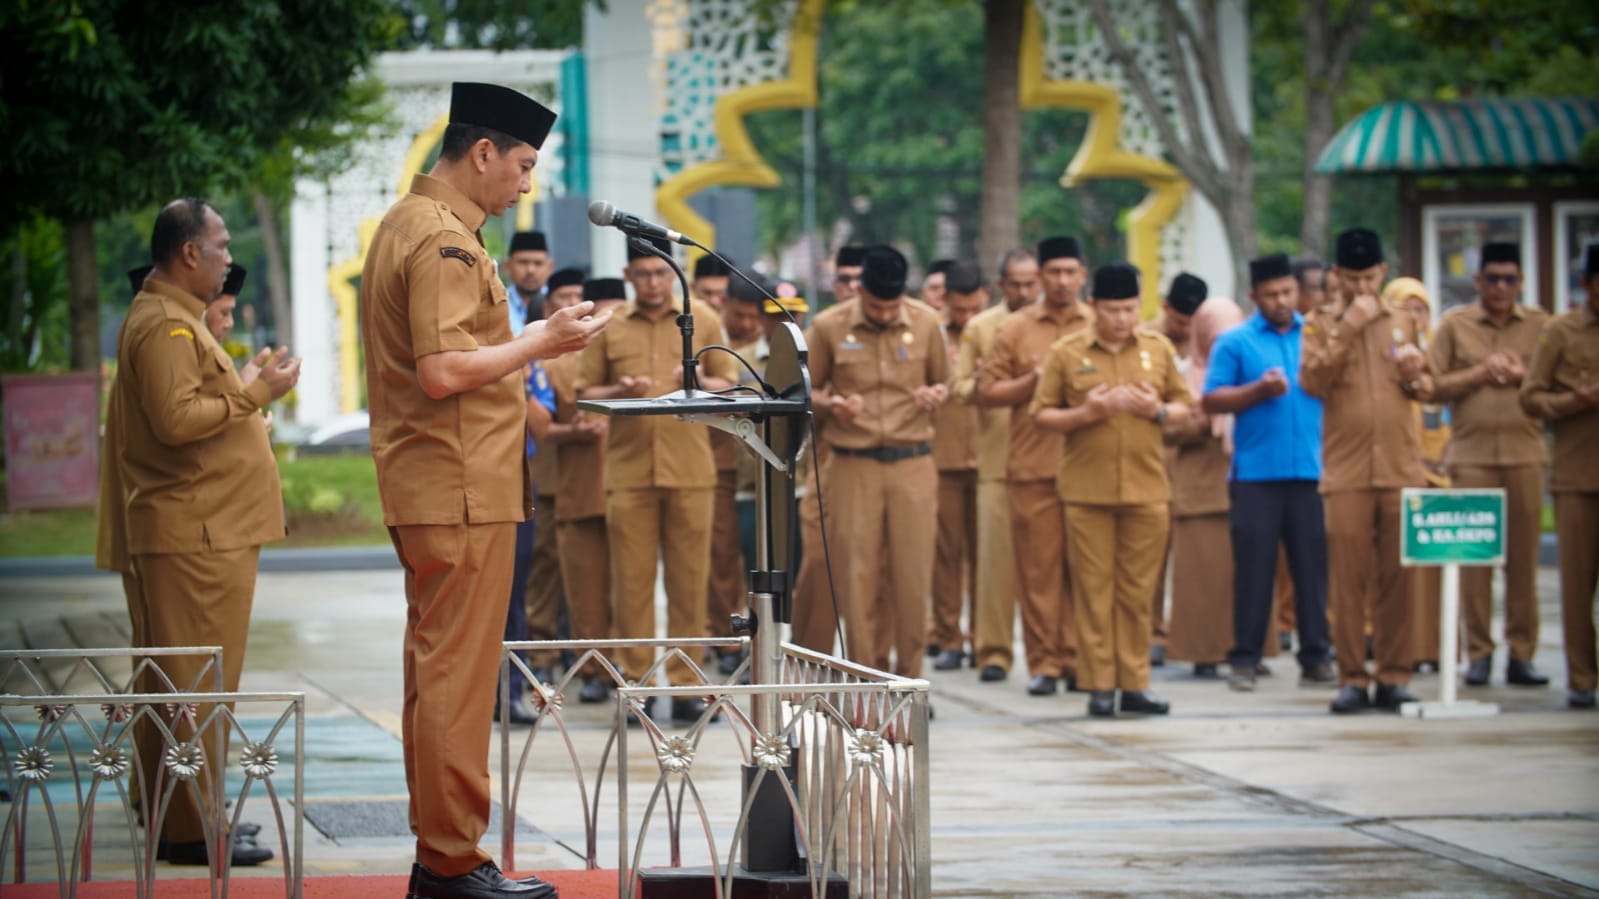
[1401,488,1505,566]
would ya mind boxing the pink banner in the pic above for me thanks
[3,372,99,510]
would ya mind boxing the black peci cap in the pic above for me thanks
[1586,243,1599,281]
[860,245,909,299]
[1334,228,1384,270]
[127,264,153,296]
[835,244,866,268]
[221,264,247,297]
[509,231,547,254]
[583,277,627,302]
[927,258,956,278]
[693,254,731,279]
[1037,236,1083,265]
[1165,272,1207,315]
[450,82,558,150]
[1091,262,1140,300]
[1250,253,1294,287]
[1480,241,1520,269]
[546,267,585,291]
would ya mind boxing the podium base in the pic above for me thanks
[1399,699,1501,719]
[635,865,849,898]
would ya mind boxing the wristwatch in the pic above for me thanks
[1151,404,1168,425]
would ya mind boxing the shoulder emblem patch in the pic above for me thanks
[169,326,194,340]
[439,246,476,267]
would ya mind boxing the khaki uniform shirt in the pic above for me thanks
[1427,300,1548,467]
[1032,328,1191,506]
[546,353,607,521]
[952,303,1015,482]
[96,381,131,573]
[360,174,531,526]
[1164,414,1229,518]
[574,297,737,490]
[528,364,560,499]
[1139,317,1188,490]
[932,321,977,472]
[1300,304,1428,493]
[985,302,1094,482]
[111,279,283,554]
[807,300,950,449]
[1521,305,1599,493]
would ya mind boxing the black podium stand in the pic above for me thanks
[579,321,844,897]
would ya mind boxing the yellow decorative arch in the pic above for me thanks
[654,0,825,262]
[326,115,541,413]
[1018,4,1189,318]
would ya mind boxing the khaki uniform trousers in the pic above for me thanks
[525,495,563,667]
[1324,490,1414,688]
[827,453,938,677]
[1450,464,1544,663]
[606,486,713,686]
[1411,567,1443,665]
[1166,515,1232,664]
[1151,522,1170,647]
[791,470,838,654]
[1556,492,1599,692]
[1063,503,1167,691]
[128,547,258,844]
[706,468,747,641]
[555,516,613,679]
[1009,480,1077,678]
[972,479,1018,671]
[929,469,978,652]
[389,523,514,876]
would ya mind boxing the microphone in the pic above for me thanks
[587,200,694,246]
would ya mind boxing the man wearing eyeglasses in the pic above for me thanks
[1428,241,1550,689]
[575,236,738,724]
[832,244,866,304]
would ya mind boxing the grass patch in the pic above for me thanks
[0,450,388,558]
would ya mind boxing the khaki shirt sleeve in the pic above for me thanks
[574,334,608,392]
[132,320,270,447]
[1520,325,1585,420]
[927,321,951,386]
[951,327,982,403]
[408,232,485,357]
[1159,340,1193,405]
[1426,315,1477,402]
[1299,313,1353,399]
[1030,344,1068,416]
[980,325,1018,396]
[702,311,740,383]
[806,323,834,394]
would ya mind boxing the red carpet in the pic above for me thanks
[5,868,619,898]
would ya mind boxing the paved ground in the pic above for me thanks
[2,563,1596,897]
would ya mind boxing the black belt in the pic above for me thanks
[831,443,932,463]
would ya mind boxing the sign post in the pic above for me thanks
[1399,488,1505,719]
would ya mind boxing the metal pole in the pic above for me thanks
[750,444,778,736]
[1439,563,1460,706]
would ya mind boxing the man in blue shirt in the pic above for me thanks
[1202,252,1336,692]
[505,230,552,329]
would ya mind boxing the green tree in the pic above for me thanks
[388,0,585,50]
[0,0,396,372]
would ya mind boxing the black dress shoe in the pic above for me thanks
[1506,658,1549,686]
[933,648,965,671]
[1464,655,1491,686]
[1064,671,1080,693]
[1026,675,1058,696]
[411,863,556,897]
[577,678,610,704]
[1329,684,1370,714]
[1568,689,1596,709]
[1374,683,1419,711]
[1119,690,1170,715]
[671,697,720,724]
[1298,661,1337,686]
[1194,663,1219,678]
[1149,644,1166,667]
[978,664,1007,682]
[161,832,274,867]
[1086,690,1116,717]
[408,860,555,898]
[625,697,656,728]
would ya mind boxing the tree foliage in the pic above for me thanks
[388,0,586,50]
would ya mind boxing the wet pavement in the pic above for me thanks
[2,563,1596,897]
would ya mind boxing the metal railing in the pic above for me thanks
[0,649,305,899]
[499,638,931,899]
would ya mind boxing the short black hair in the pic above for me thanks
[439,123,525,162]
[995,248,1035,282]
[150,198,216,266]
[1291,256,1324,287]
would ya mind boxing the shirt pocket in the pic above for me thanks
[476,273,512,341]
[1066,367,1108,408]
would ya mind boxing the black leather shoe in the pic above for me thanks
[1506,658,1549,686]
[933,648,965,671]
[625,697,656,728]
[1299,661,1337,686]
[1026,675,1058,696]
[671,697,720,724]
[1119,690,1170,715]
[1568,689,1596,709]
[577,678,610,704]
[1086,690,1116,717]
[1149,644,1166,667]
[1464,655,1491,686]
[408,861,555,898]
[1194,663,1219,678]
[161,832,274,867]
[1374,683,1419,711]
[978,664,1007,682]
[1329,684,1370,714]
[1064,671,1080,693]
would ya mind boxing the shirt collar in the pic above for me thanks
[1250,310,1301,335]
[846,298,911,331]
[141,276,207,320]
[1474,299,1526,323]
[409,173,489,234]
[624,295,686,320]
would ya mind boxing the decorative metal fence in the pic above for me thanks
[499,638,931,899]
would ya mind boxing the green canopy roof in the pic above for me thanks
[1314,97,1598,174]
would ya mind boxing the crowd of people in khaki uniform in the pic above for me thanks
[94,77,1598,899]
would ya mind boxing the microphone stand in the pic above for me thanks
[626,234,698,394]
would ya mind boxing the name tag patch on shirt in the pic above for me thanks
[169,327,194,340]
[439,246,476,267]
